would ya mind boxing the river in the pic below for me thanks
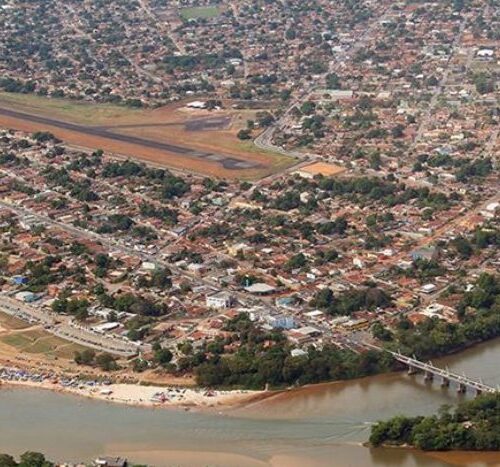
[1,339,500,466]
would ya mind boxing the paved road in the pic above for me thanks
[0,107,261,170]
[0,194,288,335]
[0,198,261,310]
[0,297,139,357]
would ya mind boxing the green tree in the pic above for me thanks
[74,349,96,365]
[19,452,53,467]
[155,348,173,368]
[285,253,307,271]
[237,129,252,140]
[0,454,18,467]
[95,353,118,371]
[372,322,393,341]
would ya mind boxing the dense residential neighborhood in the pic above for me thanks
[0,0,498,464]
[0,123,497,386]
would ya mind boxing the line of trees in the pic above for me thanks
[310,284,392,316]
[74,349,119,371]
[0,451,54,467]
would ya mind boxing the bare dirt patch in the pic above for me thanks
[0,311,31,330]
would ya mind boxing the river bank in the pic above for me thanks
[110,446,500,467]
[363,442,500,467]
[0,367,264,410]
[2,336,500,467]
[0,331,497,413]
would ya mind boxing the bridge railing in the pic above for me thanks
[359,341,497,393]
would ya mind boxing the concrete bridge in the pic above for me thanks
[361,342,498,396]
[390,350,497,396]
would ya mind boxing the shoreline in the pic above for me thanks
[2,337,500,467]
[2,336,499,412]
[0,376,266,412]
[365,441,500,466]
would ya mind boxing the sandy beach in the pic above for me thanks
[1,377,263,410]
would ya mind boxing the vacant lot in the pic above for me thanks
[0,93,295,179]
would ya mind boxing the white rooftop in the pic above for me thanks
[244,283,276,294]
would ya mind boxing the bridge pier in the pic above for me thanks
[407,364,418,375]
[367,345,496,397]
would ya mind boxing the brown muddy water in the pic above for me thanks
[1,339,500,466]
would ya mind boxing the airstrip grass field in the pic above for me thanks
[0,92,295,179]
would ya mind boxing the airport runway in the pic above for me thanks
[0,107,260,170]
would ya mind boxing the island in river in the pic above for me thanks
[370,392,500,451]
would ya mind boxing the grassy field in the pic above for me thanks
[180,6,220,20]
[0,327,90,359]
[52,342,90,359]
[0,92,141,126]
[1,333,33,348]
[238,141,298,179]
